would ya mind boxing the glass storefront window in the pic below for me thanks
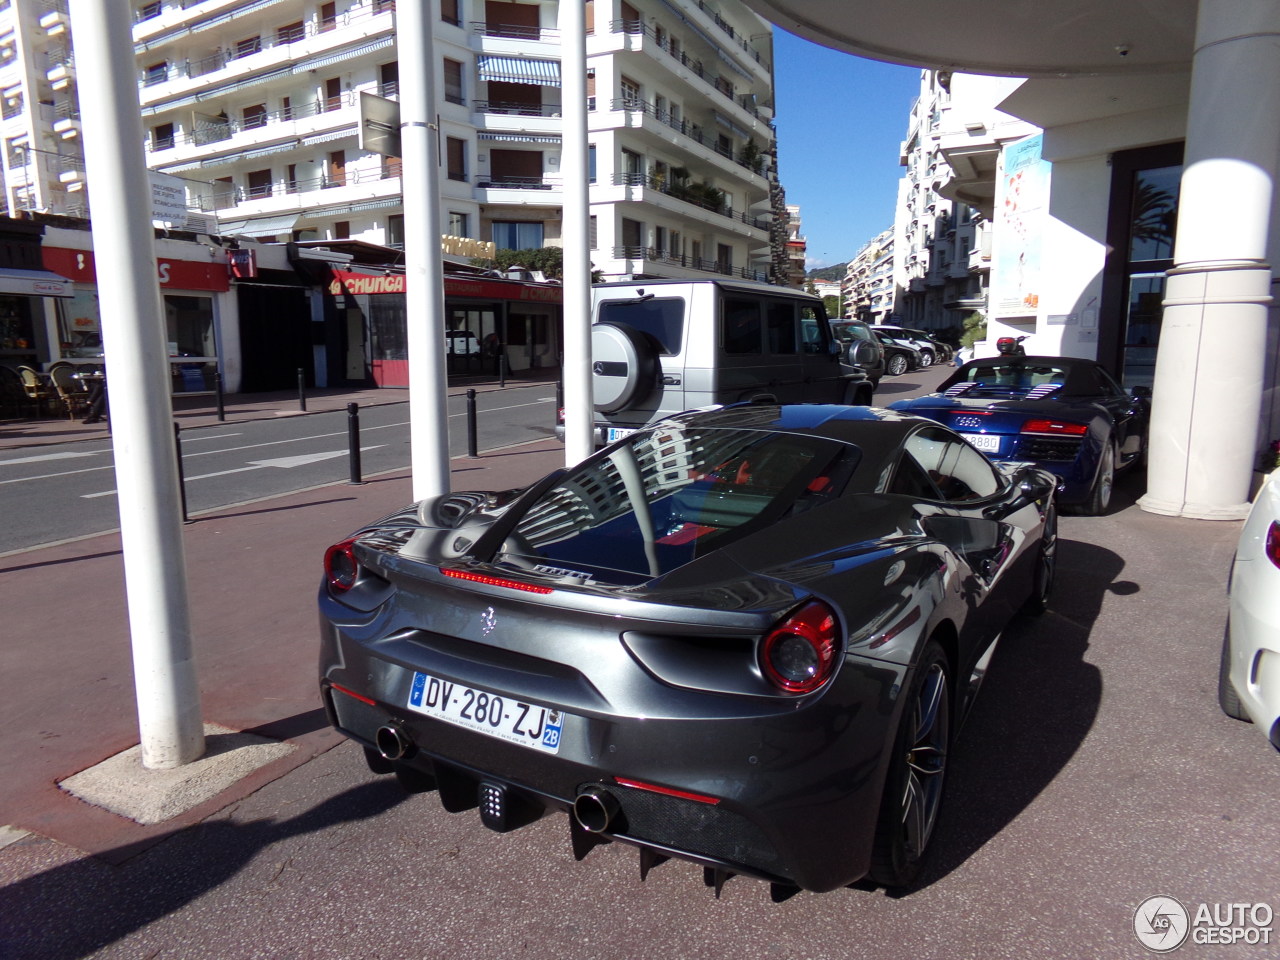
[57,290,103,358]
[165,295,217,393]
[1122,273,1166,391]
[1128,165,1180,263]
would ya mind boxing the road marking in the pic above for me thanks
[0,451,100,466]
[81,446,386,497]
[447,397,555,418]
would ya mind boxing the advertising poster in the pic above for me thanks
[991,133,1050,319]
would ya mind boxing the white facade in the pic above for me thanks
[842,227,892,322]
[0,0,780,283]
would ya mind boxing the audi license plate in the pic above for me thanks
[962,432,1002,453]
[407,672,564,754]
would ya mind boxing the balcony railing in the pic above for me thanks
[613,245,766,281]
[188,166,400,211]
[476,174,556,190]
[136,3,394,84]
[610,171,767,231]
[609,98,765,177]
[148,92,359,153]
[608,20,766,121]
[473,100,561,117]
[470,21,559,42]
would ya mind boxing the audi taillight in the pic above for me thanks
[1266,522,1280,569]
[324,537,359,593]
[1021,418,1088,436]
[760,600,839,694]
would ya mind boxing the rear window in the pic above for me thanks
[598,297,684,355]
[944,361,1071,397]
[504,425,860,582]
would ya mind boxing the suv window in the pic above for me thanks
[723,297,762,354]
[598,297,685,355]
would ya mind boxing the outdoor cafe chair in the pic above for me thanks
[17,365,56,417]
[48,363,90,420]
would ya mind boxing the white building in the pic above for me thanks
[1,0,780,284]
[892,70,1037,337]
[842,227,892,322]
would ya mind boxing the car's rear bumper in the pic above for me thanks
[1228,564,1280,749]
[319,622,908,892]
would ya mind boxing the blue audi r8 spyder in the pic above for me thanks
[890,356,1150,514]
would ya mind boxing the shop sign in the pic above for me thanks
[328,269,562,304]
[43,247,231,292]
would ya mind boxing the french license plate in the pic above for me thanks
[962,432,1002,453]
[406,672,564,754]
[606,427,636,444]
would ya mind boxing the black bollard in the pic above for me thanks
[466,388,479,458]
[174,422,189,523]
[215,371,225,422]
[347,402,364,484]
[498,353,507,388]
[297,368,307,411]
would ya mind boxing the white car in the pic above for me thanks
[1219,467,1280,750]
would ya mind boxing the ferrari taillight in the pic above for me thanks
[1266,522,1280,569]
[324,537,360,593]
[760,600,839,694]
[1021,418,1087,436]
[441,568,554,594]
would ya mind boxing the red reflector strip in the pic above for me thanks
[331,683,377,706]
[441,567,554,594]
[1021,418,1088,436]
[614,777,721,805]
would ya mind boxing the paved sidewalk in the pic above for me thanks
[0,379,567,859]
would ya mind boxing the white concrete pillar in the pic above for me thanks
[559,0,594,465]
[400,0,451,500]
[68,0,203,767]
[1139,0,1280,519]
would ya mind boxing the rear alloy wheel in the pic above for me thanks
[870,641,951,888]
[1084,440,1116,516]
[919,350,934,367]
[886,354,909,377]
[1021,504,1057,615]
[1218,623,1251,722]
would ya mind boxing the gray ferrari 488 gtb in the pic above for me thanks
[319,404,1058,896]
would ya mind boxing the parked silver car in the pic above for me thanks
[320,404,1058,894]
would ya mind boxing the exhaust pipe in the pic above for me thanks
[375,724,414,761]
[572,785,620,834]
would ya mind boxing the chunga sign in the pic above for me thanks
[327,269,563,303]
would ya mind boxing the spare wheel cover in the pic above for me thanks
[591,321,658,414]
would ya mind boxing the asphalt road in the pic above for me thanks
[0,383,558,554]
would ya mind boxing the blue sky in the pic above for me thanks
[771,30,921,272]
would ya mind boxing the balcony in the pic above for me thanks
[146,91,359,165]
[604,98,767,183]
[190,164,402,215]
[611,245,767,281]
[472,100,562,136]
[470,20,560,57]
[473,173,563,204]
[609,171,768,233]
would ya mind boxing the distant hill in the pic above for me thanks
[806,264,847,282]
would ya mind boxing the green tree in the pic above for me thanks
[822,294,841,318]
[959,312,987,350]
[470,247,603,283]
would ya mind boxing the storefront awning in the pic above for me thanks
[216,214,300,238]
[477,56,561,86]
[0,267,74,297]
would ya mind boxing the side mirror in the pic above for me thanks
[985,469,1059,519]
[1131,385,1152,400]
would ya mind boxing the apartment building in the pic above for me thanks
[0,0,780,285]
[841,227,892,323]
[893,70,1035,336]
